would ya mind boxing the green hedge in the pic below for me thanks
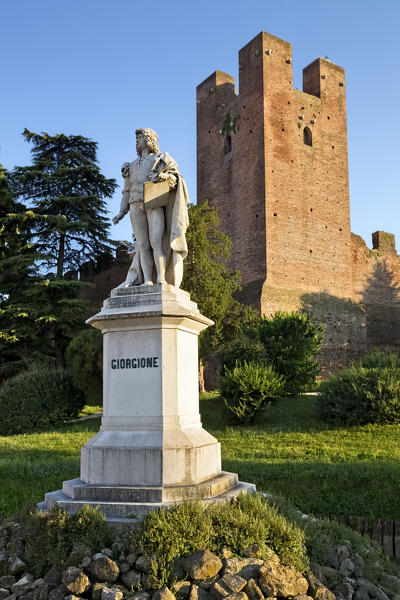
[319,365,400,425]
[0,368,85,435]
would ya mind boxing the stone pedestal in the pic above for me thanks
[38,284,255,529]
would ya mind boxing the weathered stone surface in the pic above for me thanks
[136,556,152,574]
[102,586,123,600]
[190,585,213,600]
[91,557,119,583]
[211,574,247,600]
[333,583,354,600]
[319,568,340,590]
[293,596,313,600]
[172,581,191,599]
[222,593,248,600]
[242,545,261,559]
[126,555,138,568]
[128,594,150,600]
[152,586,176,600]
[0,578,15,591]
[92,582,107,600]
[243,579,264,600]
[67,543,92,567]
[184,552,222,581]
[351,556,365,579]
[119,562,130,575]
[62,568,90,596]
[0,588,10,600]
[11,574,34,593]
[194,576,220,591]
[43,568,62,587]
[8,556,26,576]
[259,564,308,598]
[101,550,114,559]
[223,559,264,580]
[353,589,369,600]
[48,584,65,600]
[306,573,336,600]
[121,570,141,590]
[64,595,80,600]
[339,559,354,578]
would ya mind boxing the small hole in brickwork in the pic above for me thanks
[227,213,230,217]
[310,208,313,212]
[327,116,330,120]
[310,249,312,253]
[281,128,285,132]
[288,101,291,104]
[332,145,335,149]
[273,213,277,217]
[255,214,258,218]
[243,104,246,108]
[250,129,253,133]
[339,228,342,231]
[224,135,232,154]
[326,225,328,229]
[208,130,211,134]
[303,127,312,146]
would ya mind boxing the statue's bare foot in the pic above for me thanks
[157,278,167,285]
[141,281,153,286]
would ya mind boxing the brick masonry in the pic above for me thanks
[80,31,400,377]
[196,31,400,373]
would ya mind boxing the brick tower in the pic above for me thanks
[197,32,368,370]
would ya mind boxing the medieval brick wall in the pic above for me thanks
[197,31,400,371]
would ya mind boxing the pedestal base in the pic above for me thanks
[37,473,256,532]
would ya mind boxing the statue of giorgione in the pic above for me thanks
[113,128,189,288]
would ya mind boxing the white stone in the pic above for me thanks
[81,284,220,487]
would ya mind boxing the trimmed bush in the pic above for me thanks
[130,493,308,590]
[65,328,102,401]
[0,368,85,435]
[319,366,400,425]
[219,361,283,424]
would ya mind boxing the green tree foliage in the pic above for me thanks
[319,365,400,425]
[1,131,117,371]
[11,129,117,276]
[223,312,324,396]
[220,361,283,423]
[65,328,103,401]
[182,201,256,359]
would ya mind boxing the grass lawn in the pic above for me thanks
[1,393,400,520]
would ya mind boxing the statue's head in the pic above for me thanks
[135,128,160,155]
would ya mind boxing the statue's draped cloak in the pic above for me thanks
[121,152,189,287]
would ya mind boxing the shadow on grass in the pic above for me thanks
[222,457,400,521]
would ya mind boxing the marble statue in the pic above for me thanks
[112,128,189,288]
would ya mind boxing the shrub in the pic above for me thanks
[24,505,113,575]
[219,361,283,424]
[355,349,400,369]
[130,493,308,590]
[255,312,324,396]
[0,368,85,435]
[222,337,267,371]
[222,312,324,396]
[65,328,103,401]
[319,366,400,425]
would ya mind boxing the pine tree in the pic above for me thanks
[11,129,117,277]
[2,130,117,371]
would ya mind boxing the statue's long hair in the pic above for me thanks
[135,128,160,154]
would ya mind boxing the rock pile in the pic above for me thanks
[1,522,399,600]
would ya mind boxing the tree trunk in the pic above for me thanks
[199,358,205,393]
[57,234,65,278]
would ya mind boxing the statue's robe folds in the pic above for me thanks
[119,152,189,287]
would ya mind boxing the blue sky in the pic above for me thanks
[1,0,399,250]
